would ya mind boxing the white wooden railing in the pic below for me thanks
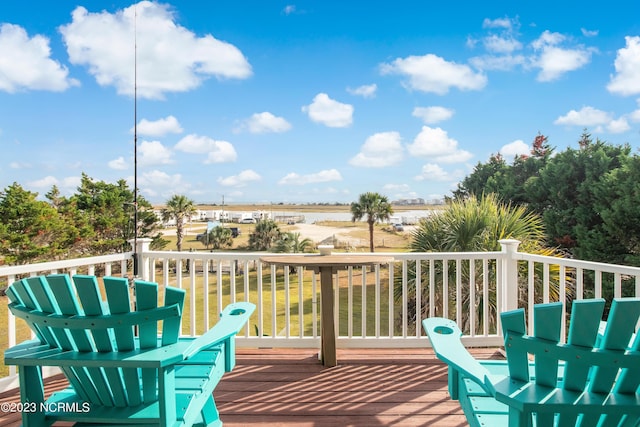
[2,238,640,388]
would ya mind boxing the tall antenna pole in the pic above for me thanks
[133,5,139,276]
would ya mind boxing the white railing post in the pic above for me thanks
[499,239,521,312]
[129,238,153,280]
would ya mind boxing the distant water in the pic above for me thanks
[272,210,435,224]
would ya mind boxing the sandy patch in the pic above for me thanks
[290,223,359,245]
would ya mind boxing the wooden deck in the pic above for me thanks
[0,348,502,426]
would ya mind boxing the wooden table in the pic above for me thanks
[260,254,394,367]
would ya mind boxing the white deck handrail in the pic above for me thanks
[2,240,640,389]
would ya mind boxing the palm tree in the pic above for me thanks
[161,195,196,252]
[248,219,281,251]
[198,226,233,250]
[350,192,393,252]
[402,193,571,334]
[273,232,313,253]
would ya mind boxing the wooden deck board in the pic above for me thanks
[0,348,501,426]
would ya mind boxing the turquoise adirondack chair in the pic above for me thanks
[4,274,255,427]
[423,298,640,427]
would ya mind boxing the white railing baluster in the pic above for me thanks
[576,267,584,299]
[255,262,263,338]
[189,260,196,336]
[527,260,534,334]
[455,259,462,327]
[443,259,449,319]
[375,264,381,338]
[347,267,353,338]
[297,266,304,338]
[4,244,640,386]
[415,259,422,338]
[284,267,290,338]
[387,263,393,337]
[429,259,435,318]
[216,261,223,315]
[482,259,489,336]
[469,260,475,337]
[203,260,210,330]
[271,264,277,338]
[230,261,236,304]
[361,266,366,338]
[402,261,408,338]
[543,263,550,303]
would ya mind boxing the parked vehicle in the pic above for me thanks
[393,223,404,232]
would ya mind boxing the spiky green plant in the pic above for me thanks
[399,194,572,334]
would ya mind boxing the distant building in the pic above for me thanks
[392,198,425,206]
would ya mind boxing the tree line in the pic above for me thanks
[453,131,640,267]
[0,173,167,265]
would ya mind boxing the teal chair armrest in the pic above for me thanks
[423,317,497,395]
[182,302,255,360]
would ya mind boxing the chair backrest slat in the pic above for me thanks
[103,277,142,407]
[103,277,135,352]
[134,280,160,403]
[162,287,185,346]
[27,276,76,351]
[72,275,129,406]
[590,299,640,394]
[532,302,562,388]
[73,275,114,352]
[10,279,50,343]
[501,309,529,382]
[562,299,604,392]
[46,274,94,351]
[614,332,640,393]
[135,280,159,349]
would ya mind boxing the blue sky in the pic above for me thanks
[1,1,639,205]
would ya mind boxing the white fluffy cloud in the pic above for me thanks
[500,140,530,159]
[349,132,403,167]
[414,163,451,182]
[135,116,183,137]
[407,126,473,163]
[412,106,455,124]
[138,170,189,198]
[27,175,80,193]
[531,31,593,81]
[607,117,631,133]
[380,54,487,95]
[175,134,237,163]
[607,36,640,96]
[483,34,522,54]
[302,93,353,127]
[469,16,526,71]
[347,84,377,98]
[482,17,514,30]
[28,175,59,188]
[139,140,173,166]
[108,156,128,170]
[554,106,633,134]
[554,106,613,126]
[236,112,292,134]
[278,169,342,185]
[59,2,252,99]
[218,169,262,187]
[0,23,79,92]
